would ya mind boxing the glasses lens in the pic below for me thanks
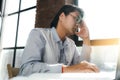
[76,16,82,23]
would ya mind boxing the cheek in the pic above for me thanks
[67,19,75,26]
[66,17,74,24]
[63,17,75,29]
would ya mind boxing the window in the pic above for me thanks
[0,16,1,31]
[17,9,36,46]
[0,0,36,67]
[78,0,120,40]
[0,0,3,13]
[78,0,120,79]
[0,1,3,52]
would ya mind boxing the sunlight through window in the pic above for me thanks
[78,0,120,40]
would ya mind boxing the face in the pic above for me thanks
[61,11,82,35]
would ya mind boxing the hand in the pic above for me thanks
[63,61,100,73]
[75,21,89,40]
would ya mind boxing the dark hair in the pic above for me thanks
[50,4,84,28]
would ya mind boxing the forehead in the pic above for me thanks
[70,11,80,16]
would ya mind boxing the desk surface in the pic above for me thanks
[11,71,115,80]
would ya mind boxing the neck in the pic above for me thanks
[56,25,66,41]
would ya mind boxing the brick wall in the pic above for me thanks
[35,0,76,28]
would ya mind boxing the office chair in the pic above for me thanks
[7,64,19,79]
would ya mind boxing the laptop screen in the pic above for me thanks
[90,45,119,80]
[115,47,120,80]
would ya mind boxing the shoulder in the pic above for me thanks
[31,28,51,32]
[66,37,76,45]
[29,28,52,35]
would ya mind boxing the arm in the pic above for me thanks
[75,21,91,61]
[63,61,99,73]
[62,45,99,73]
[19,29,62,76]
[75,21,91,46]
[62,21,99,73]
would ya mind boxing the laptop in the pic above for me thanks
[115,47,120,80]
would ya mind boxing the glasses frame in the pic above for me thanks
[69,13,82,24]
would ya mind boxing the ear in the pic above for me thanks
[59,12,66,21]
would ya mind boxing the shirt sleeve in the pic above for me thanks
[79,44,91,62]
[72,44,91,65]
[19,62,62,76]
[18,29,62,76]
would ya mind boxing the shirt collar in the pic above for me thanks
[51,27,61,42]
[51,27,69,46]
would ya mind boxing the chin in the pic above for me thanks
[70,32,75,35]
[68,30,75,35]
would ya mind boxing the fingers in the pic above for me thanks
[63,61,100,73]
[80,61,100,73]
[88,64,100,73]
[79,20,86,28]
[87,63,100,73]
[75,23,89,39]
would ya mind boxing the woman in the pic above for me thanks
[18,4,99,76]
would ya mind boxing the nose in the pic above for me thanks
[76,23,80,28]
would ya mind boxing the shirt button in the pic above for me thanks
[66,61,69,64]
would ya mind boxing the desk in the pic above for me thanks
[11,71,115,80]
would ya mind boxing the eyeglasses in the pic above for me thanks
[69,14,82,24]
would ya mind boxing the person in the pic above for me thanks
[18,4,99,76]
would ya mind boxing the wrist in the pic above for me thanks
[62,66,64,73]
[62,65,68,73]
[83,37,90,46]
